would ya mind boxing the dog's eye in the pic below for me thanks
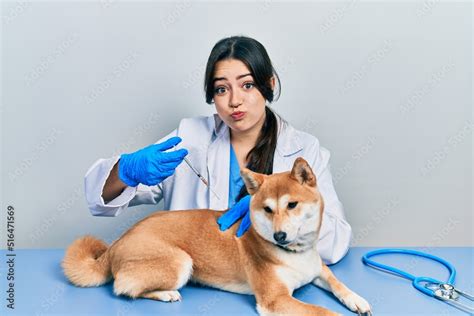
[264,206,273,213]
[288,202,298,209]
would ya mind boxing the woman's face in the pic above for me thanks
[212,59,270,135]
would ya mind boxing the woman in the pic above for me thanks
[84,36,352,264]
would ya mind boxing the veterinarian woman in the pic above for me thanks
[84,36,352,264]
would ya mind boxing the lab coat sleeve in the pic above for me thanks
[310,141,353,265]
[84,129,178,217]
[84,156,165,217]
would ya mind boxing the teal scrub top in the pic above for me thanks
[228,143,245,208]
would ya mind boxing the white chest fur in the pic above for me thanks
[273,247,322,292]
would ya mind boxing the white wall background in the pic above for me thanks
[1,0,472,249]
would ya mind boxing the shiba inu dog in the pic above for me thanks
[62,157,371,315]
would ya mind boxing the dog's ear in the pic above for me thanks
[241,168,266,195]
[290,157,317,187]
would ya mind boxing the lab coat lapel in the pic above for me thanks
[273,117,304,173]
[207,115,230,210]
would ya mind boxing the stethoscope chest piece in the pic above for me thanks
[429,282,474,312]
[430,283,459,300]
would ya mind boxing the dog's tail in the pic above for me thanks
[61,235,112,287]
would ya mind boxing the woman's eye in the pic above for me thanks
[243,82,254,89]
[287,202,298,209]
[264,206,273,213]
[214,87,226,95]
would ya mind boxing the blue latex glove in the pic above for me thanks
[118,136,188,187]
[217,195,252,237]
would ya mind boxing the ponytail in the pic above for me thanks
[235,106,280,201]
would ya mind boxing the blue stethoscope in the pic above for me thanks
[362,248,473,313]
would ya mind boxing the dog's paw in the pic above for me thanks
[339,292,371,315]
[143,290,182,302]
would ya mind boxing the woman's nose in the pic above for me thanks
[229,90,243,108]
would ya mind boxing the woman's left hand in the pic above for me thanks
[217,195,251,237]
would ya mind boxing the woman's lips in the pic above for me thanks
[231,111,246,120]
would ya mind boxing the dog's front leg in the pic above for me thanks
[250,272,339,316]
[313,264,372,315]
[255,290,340,316]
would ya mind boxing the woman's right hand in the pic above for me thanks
[118,136,188,187]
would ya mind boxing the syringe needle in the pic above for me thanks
[173,145,221,200]
[209,186,221,201]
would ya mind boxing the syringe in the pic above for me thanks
[173,145,221,200]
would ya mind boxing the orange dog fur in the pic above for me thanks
[62,157,371,315]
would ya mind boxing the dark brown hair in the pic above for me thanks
[204,36,283,202]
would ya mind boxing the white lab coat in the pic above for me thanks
[84,114,352,264]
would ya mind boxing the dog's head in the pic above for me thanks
[241,157,324,252]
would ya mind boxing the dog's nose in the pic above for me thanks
[273,231,287,243]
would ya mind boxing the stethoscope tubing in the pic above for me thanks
[362,248,457,297]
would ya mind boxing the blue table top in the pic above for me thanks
[1,247,472,315]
